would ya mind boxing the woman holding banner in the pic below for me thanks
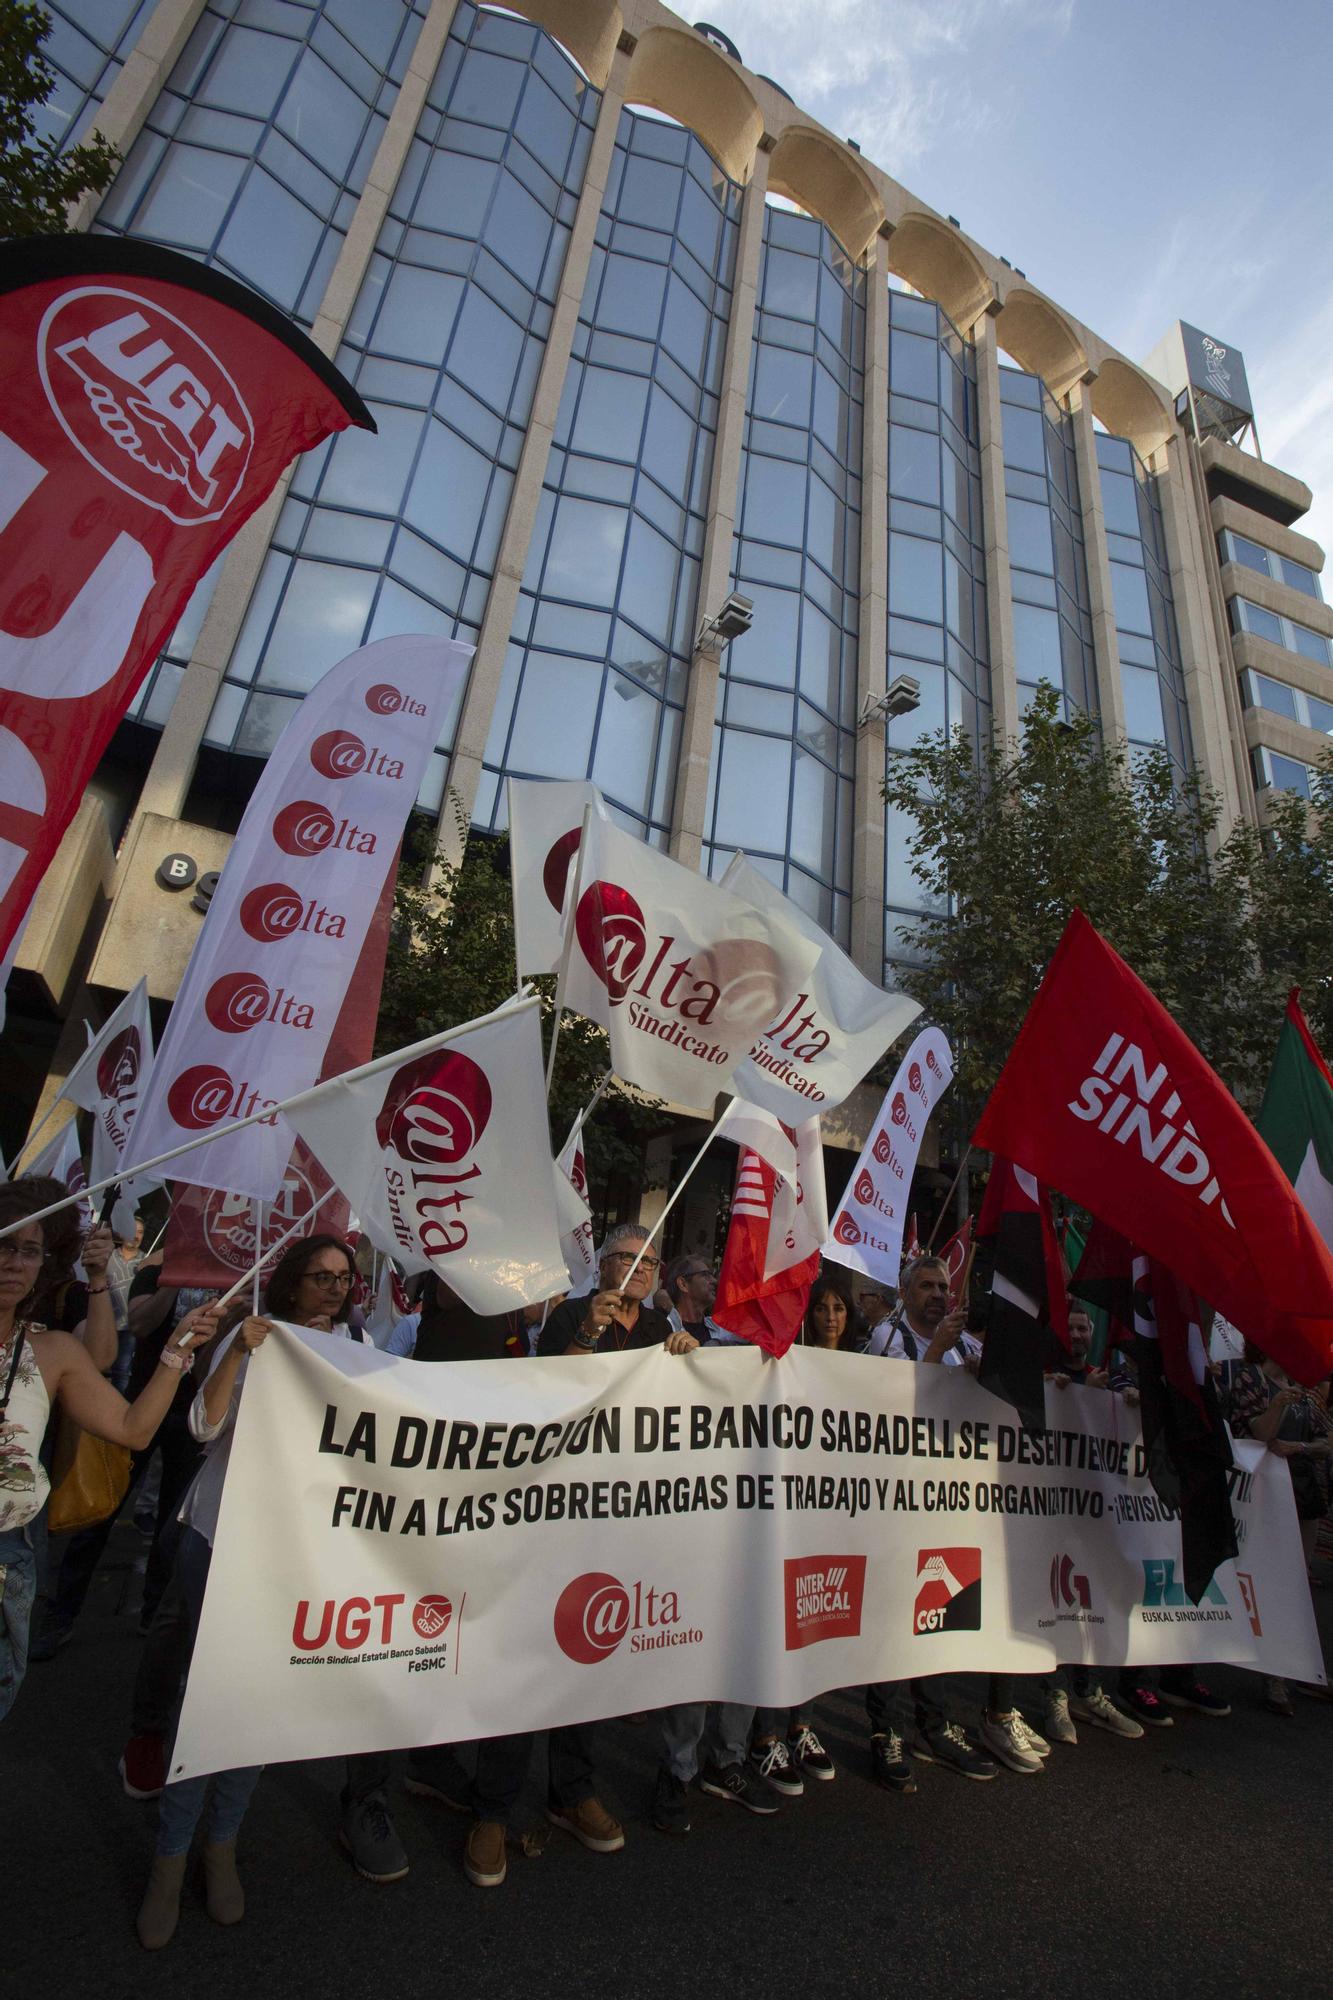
[0,1182,217,1724]
[136,1232,408,1952]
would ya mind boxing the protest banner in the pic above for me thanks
[169,1332,1322,1780]
[0,235,373,959]
[824,1027,953,1284]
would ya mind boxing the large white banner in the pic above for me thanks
[507,776,607,978]
[721,855,920,1124]
[130,634,472,1202]
[824,1027,953,1284]
[562,816,819,1114]
[171,1332,1322,1780]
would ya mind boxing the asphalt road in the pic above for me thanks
[7,1518,1330,1999]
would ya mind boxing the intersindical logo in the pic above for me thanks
[783,1555,866,1651]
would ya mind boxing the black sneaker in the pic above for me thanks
[749,1737,803,1797]
[1118,1685,1174,1729]
[870,1731,916,1793]
[1158,1678,1230,1718]
[699,1760,779,1815]
[913,1721,999,1781]
[789,1724,835,1781]
[651,1768,691,1835]
[27,1616,71,1664]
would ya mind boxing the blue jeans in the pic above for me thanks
[658,1703,755,1781]
[0,1525,37,1722]
[155,1525,263,1856]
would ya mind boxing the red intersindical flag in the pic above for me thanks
[713,1148,820,1358]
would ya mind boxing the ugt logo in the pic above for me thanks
[914,1547,982,1633]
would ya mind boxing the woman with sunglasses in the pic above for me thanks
[137,1233,405,1949]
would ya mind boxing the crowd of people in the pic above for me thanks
[0,1175,1328,1949]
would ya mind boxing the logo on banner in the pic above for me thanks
[95,1026,142,1149]
[1037,1552,1104,1633]
[411,1593,452,1639]
[365,683,425,717]
[553,1571,701,1664]
[1137,1557,1229,1622]
[543,827,582,914]
[310,731,405,782]
[203,970,315,1033]
[914,1547,982,1633]
[166,1063,277,1129]
[833,1212,862,1247]
[854,1168,875,1206]
[239,882,348,942]
[783,1556,867,1650]
[198,1166,319,1274]
[1235,1571,1262,1637]
[872,1129,892,1164]
[271,799,378,857]
[1067,1032,1234,1229]
[575,883,783,1032]
[375,1049,493,1261]
[289,1589,459,1671]
[38,287,255,523]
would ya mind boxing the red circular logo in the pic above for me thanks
[543,826,582,915]
[37,286,254,526]
[374,1049,493,1166]
[204,970,271,1034]
[167,1063,234,1130]
[833,1212,863,1246]
[272,800,336,856]
[854,1167,876,1205]
[926,1048,940,1074]
[310,730,366,780]
[200,1168,319,1273]
[553,1572,630,1664]
[366,684,402,715]
[891,1093,909,1127]
[692,936,783,1032]
[872,1129,891,1164]
[575,881,647,1004]
[239,882,304,942]
[95,1026,141,1102]
[908,1062,923,1095]
[412,1593,453,1640]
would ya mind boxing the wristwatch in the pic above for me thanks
[571,1327,600,1351]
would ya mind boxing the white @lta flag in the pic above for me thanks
[57,975,156,1233]
[562,816,819,1113]
[824,1026,953,1287]
[507,776,608,977]
[128,634,472,1204]
[283,995,567,1314]
[554,1115,596,1291]
[721,855,920,1125]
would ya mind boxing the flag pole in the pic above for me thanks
[926,1146,971,1251]
[562,1069,612,1153]
[545,805,593,1100]
[250,1199,265,1313]
[212,1189,335,1314]
[617,1105,729,1292]
[4,1098,65,1177]
[0,994,539,1242]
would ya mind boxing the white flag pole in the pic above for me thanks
[212,1188,335,1315]
[617,1104,730,1292]
[562,1068,612,1153]
[545,804,593,1100]
[250,1199,265,1313]
[4,1098,65,1177]
[0,995,539,1242]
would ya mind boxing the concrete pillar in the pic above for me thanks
[849,229,890,979]
[1068,379,1127,741]
[65,0,206,230]
[435,38,637,874]
[1154,435,1248,834]
[128,0,460,828]
[666,145,770,869]
[970,305,1020,749]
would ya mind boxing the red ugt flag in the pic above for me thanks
[713,1148,820,1358]
[974,909,1333,1383]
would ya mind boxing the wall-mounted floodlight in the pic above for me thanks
[859,673,921,729]
[695,592,754,652]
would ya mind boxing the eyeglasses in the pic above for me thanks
[605,1250,658,1271]
[0,1240,44,1265]
[301,1269,353,1288]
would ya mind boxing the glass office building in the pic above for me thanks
[13,0,1328,1166]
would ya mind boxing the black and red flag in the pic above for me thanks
[975,1157,1068,1434]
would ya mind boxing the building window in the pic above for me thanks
[31,0,152,151]
[1242,670,1333,737]
[1218,529,1323,602]
[1253,747,1314,799]
[1097,435,1192,769]
[1230,596,1333,669]
[1000,363,1095,723]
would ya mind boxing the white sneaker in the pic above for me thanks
[1068,1686,1145,1740]
[1013,1713,1051,1758]
[978,1710,1045,1774]
[1041,1690,1078,1746]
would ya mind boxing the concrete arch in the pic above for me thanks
[506,0,623,88]
[624,25,763,183]
[1091,356,1176,459]
[993,287,1089,403]
[887,211,992,329]
[766,125,885,260]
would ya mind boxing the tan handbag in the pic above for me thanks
[46,1410,132,1534]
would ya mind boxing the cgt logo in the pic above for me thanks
[914,1547,982,1633]
[365,682,426,717]
[783,1555,866,1651]
[310,730,405,782]
[553,1570,700,1664]
[574,880,783,1033]
[239,881,347,942]
[203,969,315,1033]
[1050,1552,1091,1610]
[291,1591,453,1652]
[39,287,254,523]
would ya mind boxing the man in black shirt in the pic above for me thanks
[539,1224,699,1357]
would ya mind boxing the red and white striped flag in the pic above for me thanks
[712,1113,825,1358]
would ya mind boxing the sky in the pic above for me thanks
[696,0,1333,562]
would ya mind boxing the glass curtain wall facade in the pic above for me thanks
[704,205,864,944]
[999,364,1095,721]
[478,109,740,842]
[33,0,153,150]
[883,290,988,980]
[1097,435,1192,770]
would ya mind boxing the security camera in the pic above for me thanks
[696,592,754,651]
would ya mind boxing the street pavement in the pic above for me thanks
[7,1516,1330,1998]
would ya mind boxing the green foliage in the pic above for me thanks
[0,3,119,238]
[882,683,1333,1136]
[375,820,667,1205]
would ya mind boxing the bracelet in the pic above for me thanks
[571,1329,599,1351]
[86,1284,109,1295]
[158,1346,195,1375]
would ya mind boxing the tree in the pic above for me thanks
[881,683,1333,1138]
[375,821,667,1213]
[0,2,119,238]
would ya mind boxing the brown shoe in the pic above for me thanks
[202,1839,245,1924]
[464,1819,508,1888]
[137,1851,188,1950]
[545,1797,625,1853]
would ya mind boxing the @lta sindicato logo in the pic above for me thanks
[914,1547,982,1633]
